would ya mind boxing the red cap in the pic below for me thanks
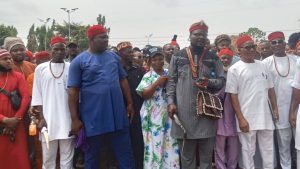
[218,48,234,57]
[268,31,285,41]
[0,49,10,59]
[35,51,50,60]
[236,35,253,48]
[189,21,208,33]
[25,50,33,61]
[87,25,107,39]
[50,36,66,46]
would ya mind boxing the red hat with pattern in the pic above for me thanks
[0,49,10,59]
[268,31,285,41]
[218,48,234,57]
[117,41,132,51]
[236,35,253,48]
[87,25,107,39]
[50,36,66,46]
[189,20,208,33]
[35,51,50,60]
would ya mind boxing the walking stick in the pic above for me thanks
[173,114,187,153]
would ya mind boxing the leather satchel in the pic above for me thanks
[185,47,223,119]
[196,90,223,119]
[0,89,21,110]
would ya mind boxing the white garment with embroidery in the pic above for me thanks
[31,61,72,142]
[225,60,274,132]
[262,55,298,129]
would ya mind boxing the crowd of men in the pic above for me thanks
[0,21,300,169]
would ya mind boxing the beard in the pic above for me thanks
[0,65,12,72]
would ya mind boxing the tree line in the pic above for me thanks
[0,14,110,52]
[0,14,266,53]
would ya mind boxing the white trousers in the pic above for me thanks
[238,130,274,169]
[276,128,293,169]
[42,139,75,169]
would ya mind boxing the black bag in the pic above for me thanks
[0,89,21,110]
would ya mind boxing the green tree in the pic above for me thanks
[54,21,89,51]
[240,27,266,42]
[71,25,89,51]
[35,24,54,51]
[27,24,38,52]
[97,14,110,34]
[55,21,81,40]
[35,26,47,51]
[0,24,18,46]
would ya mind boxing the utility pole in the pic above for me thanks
[38,18,51,50]
[60,8,79,41]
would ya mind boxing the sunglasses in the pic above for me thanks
[271,39,285,45]
[241,44,257,50]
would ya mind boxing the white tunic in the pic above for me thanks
[262,55,298,129]
[291,58,300,150]
[31,61,72,141]
[225,60,275,132]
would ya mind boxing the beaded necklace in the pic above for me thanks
[49,60,65,79]
[273,56,290,77]
[186,47,205,80]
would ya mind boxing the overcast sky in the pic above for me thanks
[1,0,300,48]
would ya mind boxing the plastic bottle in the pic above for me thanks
[29,116,37,136]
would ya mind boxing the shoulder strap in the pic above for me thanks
[0,88,11,96]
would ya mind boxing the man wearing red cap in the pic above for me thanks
[226,35,278,169]
[262,31,298,169]
[214,34,240,69]
[0,49,31,169]
[167,21,225,169]
[31,36,74,169]
[214,48,240,169]
[68,25,135,169]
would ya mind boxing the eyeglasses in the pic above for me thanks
[241,44,257,50]
[271,39,285,45]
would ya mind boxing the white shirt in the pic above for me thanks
[225,60,275,132]
[31,61,72,141]
[263,55,298,129]
[291,58,300,150]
